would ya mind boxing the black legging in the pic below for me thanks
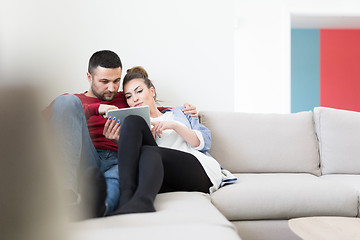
[110,115,212,215]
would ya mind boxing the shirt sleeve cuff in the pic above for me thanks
[83,103,100,119]
[193,130,205,150]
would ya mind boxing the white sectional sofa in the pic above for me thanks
[69,107,360,240]
[69,192,240,240]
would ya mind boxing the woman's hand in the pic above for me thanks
[151,121,178,138]
[182,103,198,118]
[99,104,118,118]
[103,117,121,143]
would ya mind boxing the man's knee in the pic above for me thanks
[52,94,82,114]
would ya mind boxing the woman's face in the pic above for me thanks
[123,78,156,108]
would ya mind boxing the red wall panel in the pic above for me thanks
[320,29,360,112]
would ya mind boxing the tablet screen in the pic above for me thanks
[108,106,150,128]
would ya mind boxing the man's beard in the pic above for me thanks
[91,84,116,101]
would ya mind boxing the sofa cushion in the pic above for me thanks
[320,174,360,194]
[70,224,241,240]
[321,174,360,216]
[314,107,360,174]
[200,111,320,175]
[69,192,240,239]
[233,220,300,240]
[211,174,358,221]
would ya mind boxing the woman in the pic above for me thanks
[105,67,234,215]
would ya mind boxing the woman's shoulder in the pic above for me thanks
[161,106,184,112]
[167,107,194,127]
[161,106,186,118]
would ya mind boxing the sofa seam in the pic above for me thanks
[315,108,323,176]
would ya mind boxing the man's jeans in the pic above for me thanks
[50,94,119,215]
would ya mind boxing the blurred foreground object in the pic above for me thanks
[0,83,65,240]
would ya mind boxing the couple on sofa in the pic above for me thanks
[49,50,235,219]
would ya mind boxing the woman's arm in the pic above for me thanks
[161,107,211,152]
[151,121,200,148]
[183,111,211,152]
[103,117,121,144]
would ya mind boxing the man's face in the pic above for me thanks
[87,66,122,101]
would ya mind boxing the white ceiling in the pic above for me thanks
[291,15,360,29]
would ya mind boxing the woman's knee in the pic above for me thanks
[140,146,162,165]
[139,146,163,176]
[140,145,159,157]
[122,115,147,129]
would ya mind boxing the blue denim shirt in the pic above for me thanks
[162,106,237,187]
[161,106,211,155]
[162,106,237,186]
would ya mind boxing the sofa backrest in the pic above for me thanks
[314,107,360,174]
[199,111,321,176]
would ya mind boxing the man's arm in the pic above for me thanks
[98,104,118,118]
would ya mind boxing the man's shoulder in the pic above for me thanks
[71,91,127,108]
[114,91,124,98]
[109,92,128,108]
[74,92,86,98]
[74,92,122,100]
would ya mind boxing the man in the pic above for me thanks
[49,50,197,218]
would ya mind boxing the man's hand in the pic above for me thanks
[182,103,198,118]
[151,121,178,138]
[103,117,121,143]
[99,104,118,118]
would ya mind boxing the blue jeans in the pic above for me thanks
[50,94,119,215]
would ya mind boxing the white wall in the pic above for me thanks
[234,0,360,113]
[2,0,360,113]
[0,0,235,111]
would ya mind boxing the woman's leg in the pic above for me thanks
[115,115,158,210]
[111,115,211,215]
[111,145,164,214]
[158,147,212,193]
[115,147,212,215]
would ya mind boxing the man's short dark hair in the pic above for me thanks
[88,50,122,74]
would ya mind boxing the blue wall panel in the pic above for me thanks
[291,29,320,113]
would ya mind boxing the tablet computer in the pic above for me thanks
[108,106,151,128]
